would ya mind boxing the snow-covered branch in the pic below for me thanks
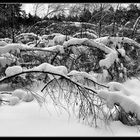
[0,43,64,55]
[63,38,113,54]
[67,70,108,88]
[0,63,103,95]
[94,36,140,48]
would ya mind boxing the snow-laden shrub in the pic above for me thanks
[93,36,140,82]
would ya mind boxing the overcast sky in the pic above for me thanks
[22,4,48,17]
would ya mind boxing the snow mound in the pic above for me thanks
[53,34,70,45]
[107,82,132,96]
[22,93,34,102]
[98,90,140,119]
[32,63,68,76]
[12,89,27,99]
[9,96,20,106]
[5,66,23,77]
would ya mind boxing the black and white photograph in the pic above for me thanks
[0,3,140,136]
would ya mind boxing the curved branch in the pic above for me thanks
[0,70,99,95]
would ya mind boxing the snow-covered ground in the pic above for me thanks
[0,78,140,136]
